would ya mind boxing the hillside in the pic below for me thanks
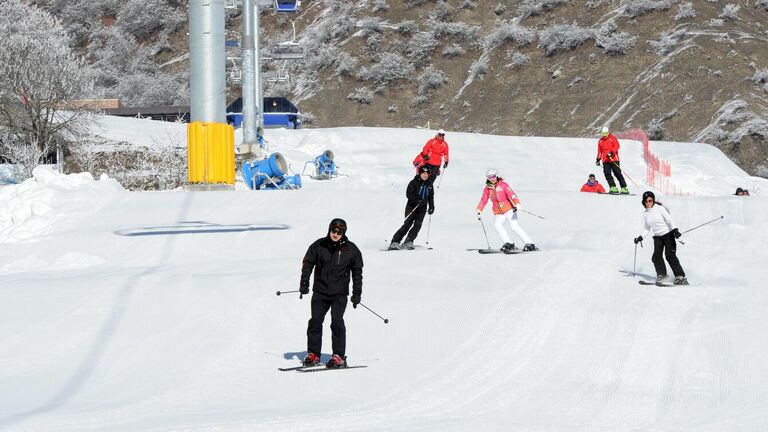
[1,122,768,431]
[26,0,768,176]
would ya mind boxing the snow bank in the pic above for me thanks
[0,166,124,243]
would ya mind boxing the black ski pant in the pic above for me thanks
[392,203,427,244]
[602,161,627,189]
[307,292,348,357]
[652,231,685,278]
[424,164,440,185]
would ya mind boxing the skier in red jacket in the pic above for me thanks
[580,173,606,193]
[415,129,449,184]
[595,126,629,194]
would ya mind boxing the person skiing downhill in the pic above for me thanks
[476,169,537,253]
[389,165,435,250]
[633,191,688,285]
[415,129,449,185]
[595,126,629,194]
[300,218,364,368]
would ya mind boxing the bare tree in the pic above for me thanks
[0,0,92,179]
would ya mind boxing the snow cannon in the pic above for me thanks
[242,152,301,190]
[302,150,337,179]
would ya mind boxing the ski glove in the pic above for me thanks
[299,284,309,295]
[672,228,681,239]
[633,236,643,245]
[351,293,361,309]
[607,151,614,159]
[443,161,448,169]
[422,154,430,162]
[428,206,434,215]
[595,158,601,166]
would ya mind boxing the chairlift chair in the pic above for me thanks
[274,0,301,13]
[271,41,305,60]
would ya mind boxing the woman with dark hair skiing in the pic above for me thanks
[633,191,688,285]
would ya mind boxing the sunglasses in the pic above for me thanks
[487,174,497,179]
[644,198,654,202]
[330,228,344,235]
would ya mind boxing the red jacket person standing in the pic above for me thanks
[417,129,449,184]
[595,126,629,194]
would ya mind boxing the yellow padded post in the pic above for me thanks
[187,122,235,184]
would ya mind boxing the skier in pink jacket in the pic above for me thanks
[476,169,537,253]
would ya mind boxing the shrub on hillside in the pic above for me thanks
[404,0,426,9]
[485,22,536,49]
[431,0,454,21]
[538,25,595,56]
[442,44,466,57]
[435,22,482,46]
[622,0,672,18]
[358,17,384,37]
[116,0,184,39]
[506,51,530,69]
[358,53,415,84]
[596,25,636,55]
[405,32,439,67]
[397,20,418,35]
[519,0,569,19]
[719,4,741,19]
[758,0,768,11]
[334,52,358,77]
[460,0,478,9]
[417,67,448,95]
[751,68,768,93]
[347,87,374,104]
[674,2,696,20]
[371,0,389,12]
[647,29,687,55]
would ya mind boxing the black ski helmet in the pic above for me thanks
[642,190,655,206]
[328,218,347,235]
[419,165,430,175]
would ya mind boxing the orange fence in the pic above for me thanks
[615,129,692,196]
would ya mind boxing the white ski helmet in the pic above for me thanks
[437,128,446,135]
[486,169,498,178]
[600,126,610,136]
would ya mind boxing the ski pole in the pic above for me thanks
[477,214,491,249]
[520,209,546,220]
[632,243,638,277]
[606,158,639,187]
[681,216,724,235]
[425,214,432,245]
[403,202,422,222]
[437,166,447,189]
[358,302,389,324]
[276,290,301,296]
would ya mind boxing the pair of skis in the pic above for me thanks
[278,364,368,373]
[467,248,539,255]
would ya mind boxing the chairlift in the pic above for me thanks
[263,70,291,84]
[271,41,305,60]
[274,0,301,13]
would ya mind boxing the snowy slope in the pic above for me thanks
[1,125,767,431]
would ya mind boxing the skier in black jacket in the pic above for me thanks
[388,166,435,250]
[300,218,364,368]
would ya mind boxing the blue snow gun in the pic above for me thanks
[302,150,337,179]
[241,152,301,190]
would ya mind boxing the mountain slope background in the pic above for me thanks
[28,0,768,177]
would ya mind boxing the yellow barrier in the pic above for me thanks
[187,122,235,184]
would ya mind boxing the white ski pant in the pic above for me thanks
[494,211,532,245]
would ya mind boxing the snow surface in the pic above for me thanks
[1,124,768,431]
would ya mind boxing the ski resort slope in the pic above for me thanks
[1,125,768,432]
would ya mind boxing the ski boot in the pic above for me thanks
[620,187,630,194]
[388,241,400,250]
[402,240,415,250]
[609,186,619,195]
[501,243,517,253]
[303,352,321,367]
[522,243,539,252]
[326,354,347,369]
[655,275,667,286]
[674,276,689,286]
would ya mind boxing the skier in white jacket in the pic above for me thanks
[633,191,688,285]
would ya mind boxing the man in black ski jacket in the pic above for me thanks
[388,166,435,250]
[299,218,363,368]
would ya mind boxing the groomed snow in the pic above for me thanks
[1,124,767,431]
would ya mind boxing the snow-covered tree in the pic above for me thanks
[0,0,92,179]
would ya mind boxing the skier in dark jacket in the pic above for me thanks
[300,218,364,368]
[388,166,435,250]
